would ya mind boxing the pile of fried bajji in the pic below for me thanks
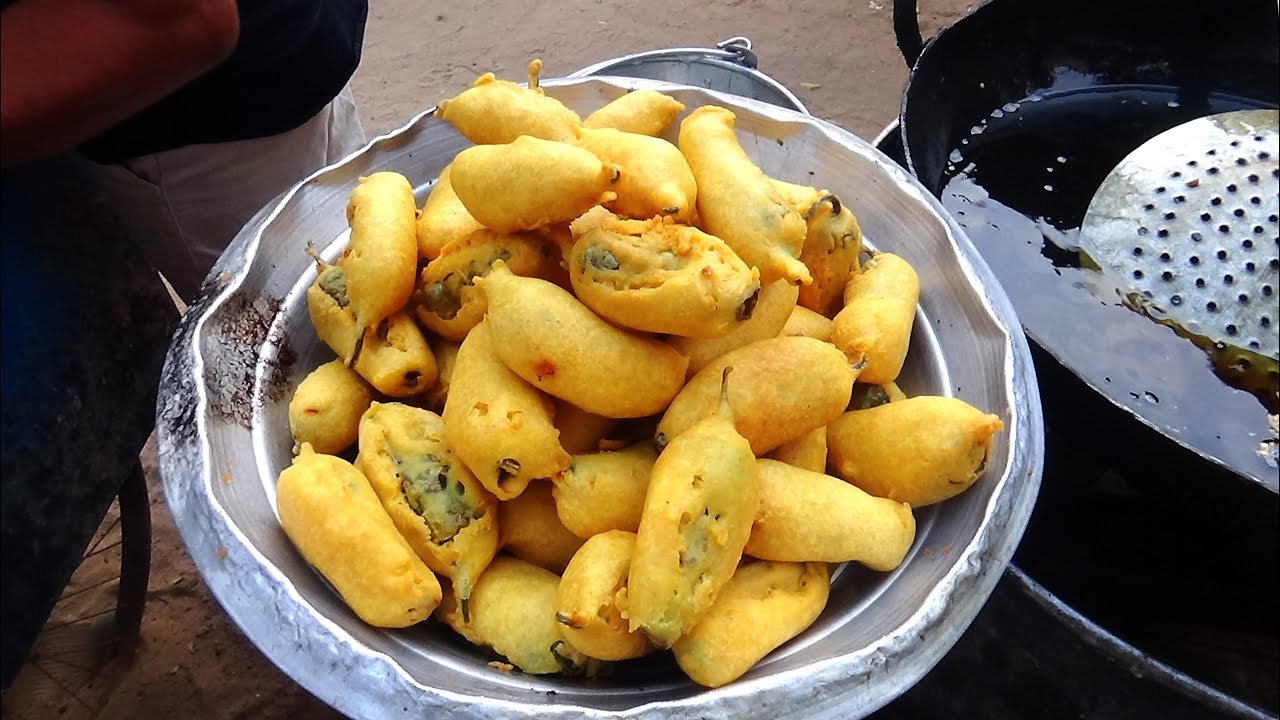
[277,61,1004,688]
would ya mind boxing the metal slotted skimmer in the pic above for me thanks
[1080,110,1280,362]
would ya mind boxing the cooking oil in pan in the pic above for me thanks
[939,84,1278,482]
[943,86,1267,264]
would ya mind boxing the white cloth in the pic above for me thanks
[82,85,367,302]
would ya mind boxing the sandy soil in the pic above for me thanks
[349,0,972,142]
[1,1,975,718]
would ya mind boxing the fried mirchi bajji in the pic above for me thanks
[413,228,566,341]
[450,135,619,234]
[551,443,657,539]
[342,172,419,364]
[572,126,698,222]
[287,359,373,455]
[498,481,586,575]
[306,261,438,397]
[667,277,799,377]
[797,193,863,318]
[673,560,830,688]
[628,369,759,648]
[827,396,1005,507]
[477,261,689,418]
[830,252,920,385]
[678,106,810,285]
[276,444,441,628]
[746,459,915,571]
[354,402,499,604]
[568,206,760,339]
[555,530,654,661]
[414,163,485,261]
[582,89,685,136]
[434,60,582,145]
[658,336,856,456]
[768,177,863,317]
[441,320,570,500]
[438,555,597,675]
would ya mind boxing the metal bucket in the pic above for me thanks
[568,37,809,115]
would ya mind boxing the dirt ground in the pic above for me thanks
[1,1,975,718]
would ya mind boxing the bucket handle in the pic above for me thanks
[715,37,760,70]
[892,0,925,67]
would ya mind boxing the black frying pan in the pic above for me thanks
[895,0,1280,195]
[888,0,1280,488]
[868,2,1280,715]
[874,124,1279,720]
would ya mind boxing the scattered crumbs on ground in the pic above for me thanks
[801,82,822,90]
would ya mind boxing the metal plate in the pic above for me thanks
[1080,110,1280,360]
[155,77,1043,720]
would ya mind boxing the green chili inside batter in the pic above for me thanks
[397,452,481,544]
[849,383,890,410]
[583,245,621,271]
[678,507,716,569]
[422,272,465,319]
[318,265,350,308]
[421,250,513,320]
